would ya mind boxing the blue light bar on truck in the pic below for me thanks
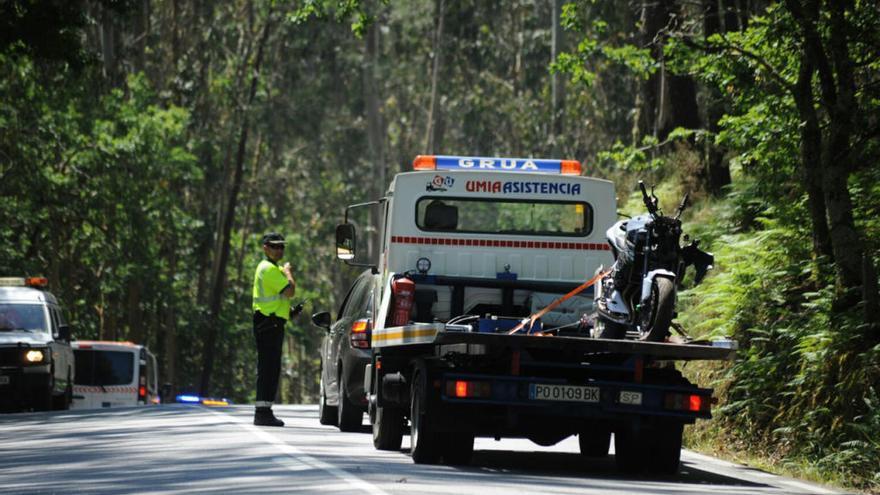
[413,155,581,175]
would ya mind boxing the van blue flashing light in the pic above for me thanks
[413,155,581,175]
[176,394,201,403]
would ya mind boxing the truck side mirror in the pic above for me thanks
[311,311,332,330]
[336,224,356,260]
[58,324,71,342]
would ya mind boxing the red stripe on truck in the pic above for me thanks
[391,236,611,251]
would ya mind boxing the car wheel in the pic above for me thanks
[372,404,404,450]
[318,376,338,426]
[53,369,72,411]
[337,367,363,432]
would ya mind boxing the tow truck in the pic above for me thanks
[332,155,735,473]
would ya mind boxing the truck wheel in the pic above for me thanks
[614,426,646,473]
[578,426,611,457]
[318,377,338,426]
[337,368,363,432]
[595,316,626,339]
[639,277,675,342]
[410,364,441,464]
[372,404,404,451]
[645,422,683,475]
[441,432,474,465]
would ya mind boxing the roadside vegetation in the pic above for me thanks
[0,1,877,490]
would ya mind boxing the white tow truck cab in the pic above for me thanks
[337,155,616,339]
[0,277,74,411]
[71,340,159,409]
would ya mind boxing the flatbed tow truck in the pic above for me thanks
[334,155,736,474]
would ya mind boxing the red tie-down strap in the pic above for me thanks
[507,269,611,335]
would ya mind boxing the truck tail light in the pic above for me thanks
[665,392,711,413]
[139,386,147,401]
[350,319,372,349]
[445,380,491,399]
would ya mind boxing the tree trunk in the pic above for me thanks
[424,0,445,154]
[702,0,733,195]
[551,0,566,157]
[792,55,833,261]
[200,12,275,396]
[364,19,385,261]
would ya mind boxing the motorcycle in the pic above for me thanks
[593,181,714,342]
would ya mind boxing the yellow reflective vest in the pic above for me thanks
[252,259,291,320]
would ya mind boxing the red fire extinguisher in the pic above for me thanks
[391,276,415,326]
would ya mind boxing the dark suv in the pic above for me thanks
[312,270,378,431]
[0,277,74,412]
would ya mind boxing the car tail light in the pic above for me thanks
[350,319,372,349]
[445,380,491,399]
[665,392,711,413]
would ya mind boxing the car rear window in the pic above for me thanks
[74,350,135,386]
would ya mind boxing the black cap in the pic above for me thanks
[261,232,286,246]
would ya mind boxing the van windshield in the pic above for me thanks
[0,304,48,333]
[74,350,134,386]
[416,197,591,236]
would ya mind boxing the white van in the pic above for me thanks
[70,341,159,409]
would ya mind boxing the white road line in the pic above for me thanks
[777,480,842,495]
[205,408,391,495]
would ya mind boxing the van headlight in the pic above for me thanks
[25,349,45,363]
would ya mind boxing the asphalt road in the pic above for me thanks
[0,404,851,495]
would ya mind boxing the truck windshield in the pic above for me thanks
[0,304,48,333]
[416,197,591,236]
[74,350,135,386]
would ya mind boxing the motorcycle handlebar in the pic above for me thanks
[675,193,690,220]
[638,181,656,215]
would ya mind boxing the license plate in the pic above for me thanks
[0,375,9,385]
[530,383,600,403]
[619,390,643,405]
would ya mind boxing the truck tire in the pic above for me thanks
[410,362,441,464]
[578,426,611,457]
[372,404,404,451]
[337,368,363,432]
[639,277,675,342]
[318,376,338,426]
[614,426,646,473]
[645,422,683,475]
[441,432,474,465]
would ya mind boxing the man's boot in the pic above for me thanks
[254,407,284,427]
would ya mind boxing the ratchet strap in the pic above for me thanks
[507,269,611,335]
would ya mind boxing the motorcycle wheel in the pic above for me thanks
[639,277,675,342]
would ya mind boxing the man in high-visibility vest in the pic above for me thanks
[252,232,296,426]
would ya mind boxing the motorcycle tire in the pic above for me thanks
[639,277,675,342]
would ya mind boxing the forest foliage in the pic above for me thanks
[1,0,878,489]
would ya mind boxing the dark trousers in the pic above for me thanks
[253,312,284,406]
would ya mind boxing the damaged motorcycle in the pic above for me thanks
[594,181,714,342]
